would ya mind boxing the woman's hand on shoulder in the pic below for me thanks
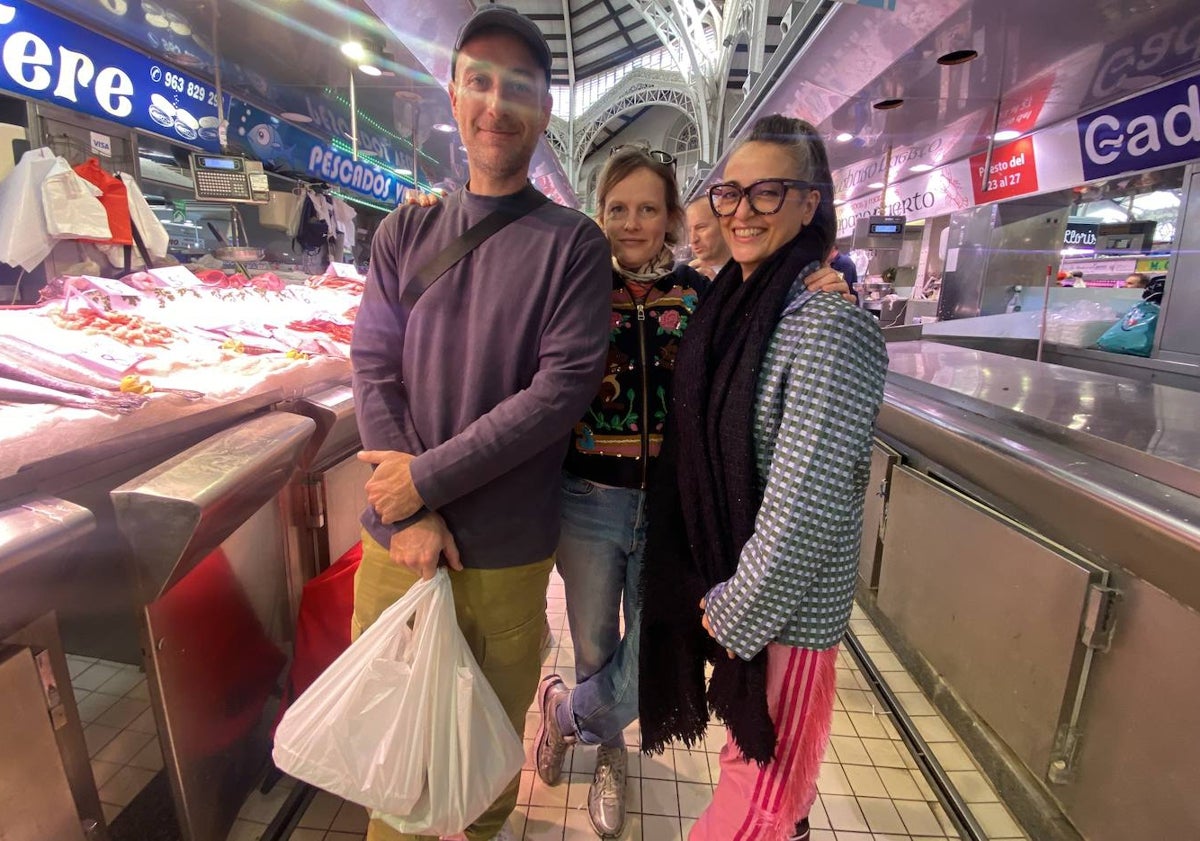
[805,264,855,304]
[404,190,441,208]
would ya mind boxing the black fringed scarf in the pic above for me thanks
[638,225,827,765]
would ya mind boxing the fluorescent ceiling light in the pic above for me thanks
[833,199,846,206]
[396,167,413,176]
[910,163,934,173]
[340,41,365,62]
[432,123,456,133]
[358,63,383,76]
[867,181,885,189]
[835,132,854,143]
[280,111,313,123]
[992,129,1021,141]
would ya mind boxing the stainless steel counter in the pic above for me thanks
[886,340,1200,496]
[866,341,1200,841]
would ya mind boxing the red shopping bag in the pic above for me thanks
[274,542,362,731]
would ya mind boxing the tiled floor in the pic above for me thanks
[67,571,1031,841]
[66,654,163,827]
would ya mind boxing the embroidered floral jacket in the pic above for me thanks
[564,263,707,489]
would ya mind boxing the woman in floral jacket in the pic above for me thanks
[533,146,848,839]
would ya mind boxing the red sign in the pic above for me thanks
[970,137,1039,204]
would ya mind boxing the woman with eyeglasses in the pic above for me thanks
[533,144,849,839]
[638,116,889,841]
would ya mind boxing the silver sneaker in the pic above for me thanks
[534,674,575,785]
[588,744,628,839]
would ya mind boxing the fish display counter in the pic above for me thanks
[0,268,363,487]
[0,266,369,840]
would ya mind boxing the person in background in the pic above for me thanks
[534,147,850,839]
[1124,272,1149,289]
[1143,275,1167,304]
[828,244,858,291]
[1070,270,1087,287]
[638,115,889,841]
[349,7,611,841]
[686,196,732,280]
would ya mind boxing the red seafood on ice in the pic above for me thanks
[50,308,174,347]
[285,318,353,345]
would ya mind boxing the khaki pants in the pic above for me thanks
[351,530,552,841]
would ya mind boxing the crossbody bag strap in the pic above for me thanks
[400,186,549,310]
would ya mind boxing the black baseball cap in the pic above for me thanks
[453,5,553,86]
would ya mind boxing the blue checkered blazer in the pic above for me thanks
[704,281,889,659]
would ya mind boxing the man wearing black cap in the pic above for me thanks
[350,6,611,841]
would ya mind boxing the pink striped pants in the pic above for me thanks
[690,644,840,841]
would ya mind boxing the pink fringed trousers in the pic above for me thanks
[689,644,840,841]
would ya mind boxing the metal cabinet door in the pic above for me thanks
[0,646,87,841]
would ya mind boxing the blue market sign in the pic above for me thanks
[226,99,407,205]
[1079,71,1200,181]
[0,0,219,150]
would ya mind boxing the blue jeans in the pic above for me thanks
[556,472,647,747]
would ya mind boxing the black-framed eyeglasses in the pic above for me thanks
[610,144,676,170]
[708,179,812,217]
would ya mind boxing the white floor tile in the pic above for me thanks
[639,815,682,841]
[90,759,122,790]
[524,805,567,840]
[830,710,857,737]
[821,794,870,833]
[639,752,675,781]
[929,741,977,773]
[93,728,155,766]
[565,773,592,810]
[95,668,145,697]
[83,723,121,758]
[856,796,907,835]
[971,802,1026,838]
[829,735,871,766]
[128,738,164,772]
[530,772,571,808]
[640,778,679,816]
[817,763,854,797]
[894,798,945,836]
[947,769,1000,804]
[848,711,891,740]
[876,766,923,801]
[672,749,710,784]
[98,765,156,808]
[676,781,712,819]
[73,663,122,692]
[93,696,150,730]
[843,764,889,798]
[76,692,123,724]
[912,715,957,744]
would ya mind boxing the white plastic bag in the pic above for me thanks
[41,160,111,241]
[1044,300,1120,347]
[0,147,59,270]
[273,569,524,836]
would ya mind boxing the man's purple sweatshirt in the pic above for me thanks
[351,184,611,569]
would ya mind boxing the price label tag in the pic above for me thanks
[149,266,201,288]
[327,261,363,280]
[83,275,146,298]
